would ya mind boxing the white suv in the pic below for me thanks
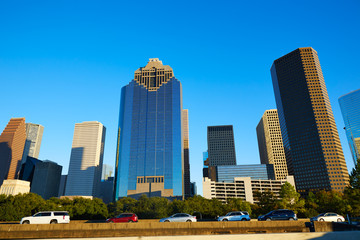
[20,211,70,224]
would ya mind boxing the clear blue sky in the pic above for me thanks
[1,0,359,195]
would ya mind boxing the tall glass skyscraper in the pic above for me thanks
[339,89,360,165]
[114,58,184,200]
[271,47,349,194]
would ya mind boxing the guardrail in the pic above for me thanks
[0,221,359,239]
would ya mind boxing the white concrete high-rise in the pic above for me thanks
[65,121,106,197]
[21,123,44,164]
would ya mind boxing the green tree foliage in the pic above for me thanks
[342,158,360,217]
[344,188,360,216]
[225,198,251,215]
[349,158,360,189]
[278,182,305,215]
[306,190,350,217]
[0,194,108,221]
[134,195,169,219]
[0,193,46,221]
[108,197,137,217]
[253,189,277,215]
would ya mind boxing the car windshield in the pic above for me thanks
[225,212,232,216]
[318,213,326,216]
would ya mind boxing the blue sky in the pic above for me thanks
[1,0,359,195]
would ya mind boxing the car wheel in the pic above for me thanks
[337,218,342,222]
[186,219,192,222]
[164,220,170,222]
[266,218,271,221]
[109,221,114,223]
[241,218,246,221]
[289,218,294,221]
[22,221,30,224]
[50,220,57,224]
[128,220,134,223]
[222,219,228,221]
[319,218,324,222]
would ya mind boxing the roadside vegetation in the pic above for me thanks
[1,159,359,222]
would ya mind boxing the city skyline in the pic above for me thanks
[1,1,359,195]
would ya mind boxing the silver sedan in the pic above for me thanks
[159,213,197,222]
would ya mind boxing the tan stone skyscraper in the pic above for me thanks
[271,47,349,194]
[183,109,190,198]
[0,118,26,186]
[256,110,288,180]
[65,121,106,197]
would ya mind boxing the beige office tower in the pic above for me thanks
[21,123,44,164]
[183,109,191,198]
[355,138,360,160]
[0,118,26,186]
[65,121,106,197]
[257,110,288,180]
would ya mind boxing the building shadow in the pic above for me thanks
[0,142,12,187]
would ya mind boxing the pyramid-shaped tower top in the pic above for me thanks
[134,58,174,91]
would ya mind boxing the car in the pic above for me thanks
[258,209,297,221]
[310,212,345,222]
[106,213,138,223]
[159,213,197,222]
[20,211,70,224]
[218,211,251,221]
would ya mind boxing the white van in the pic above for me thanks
[20,211,70,224]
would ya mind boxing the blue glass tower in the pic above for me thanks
[339,89,360,165]
[114,59,184,200]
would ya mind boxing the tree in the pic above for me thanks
[349,158,360,189]
[253,189,277,214]
[278,182,305,215]
[226,198,251,215]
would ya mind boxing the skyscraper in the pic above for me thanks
[114,58,184,200]
[183,109,191,198]
[339,89,360,165]
[207,125,236,166]
[0,118,26,186]
[31,160,62,199]
[271,47,349,193]
[21,123,44,164]
[101,164,113,181]
[65,121,106,197]
[256,109,288,180]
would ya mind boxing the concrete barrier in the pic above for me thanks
[0,221,313,239]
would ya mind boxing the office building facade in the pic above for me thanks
[257,110,288,180]
[19,156,41,184]
[339,89,360,165]
[183,109,191,198]
[271,47,349,193]
[114,58,184,200]
[216,164,275,182]
[65,121,106,197]
[203,176,295,204]
[21,123,44,164]
[203,151,209,178]
[0,118,26,186]
[207,125,236,166]
[31,160,62,199]
[0,179,30,196]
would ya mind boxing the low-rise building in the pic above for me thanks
[0,179,30,195]
[203,176,295,204]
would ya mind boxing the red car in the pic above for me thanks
[106,213,138,223]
